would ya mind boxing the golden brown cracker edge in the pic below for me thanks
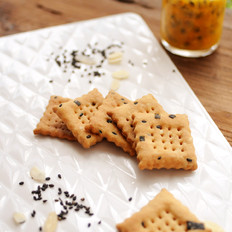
[132,113,197,170]
[53,89,104,148]
[33,95,76,141]
[88,90,135,156]
[117,188,211,232]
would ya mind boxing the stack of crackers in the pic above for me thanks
[34,88,224,232]
[34,88,197,171]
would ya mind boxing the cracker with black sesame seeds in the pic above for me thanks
[108,94,168,146]
[116,188,210,232]
[132,113,197,170]
[53,88,104,148]
[33,96,76,141]
[87,90,135,156]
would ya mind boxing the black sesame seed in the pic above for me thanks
[134,101,138,105]
[107,119,112,123]
[58,174,62,179]
[99,130,102,134]
[39,226,42,231]
[93,71,101,77]
[156,125,162,129]
[169,114,176,119]
[98,221,101,224]
[141,221,145,228]
[43,200,47,203]
[128,197,132,201]
[186,158,192,162]
[45,177,50,181]
[155,114,161,119]
[19,181,24,185]
[59,104,62,107]
[187,221,205,230]
[141,120,147,123]
[88,223,91,228]
[139,136,145,141]
[49,80,53,83]
[158,156,162,160]
[74,100,81,106]
[49,184,54,188]
[31,210,36,217]
[81,198,85,201]
[86,135,91,139]
[79,113,83,117]
[112,132,117,135]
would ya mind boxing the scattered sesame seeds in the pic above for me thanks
[19,171,97,229]
[48,41,126,84]
[31,210,36,218]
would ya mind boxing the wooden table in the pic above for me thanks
[1,0,231,146]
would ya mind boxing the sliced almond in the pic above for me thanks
[13,212,26,224]
[108,51,123,64]
[75,55,96,65]
[43,212,58,232]
[110,79,120,91]
[112,70,129,80]
[30,166,46,182]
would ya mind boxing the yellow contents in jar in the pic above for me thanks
[161,0,226,50]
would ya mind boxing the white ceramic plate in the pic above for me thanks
[0,13,231,232]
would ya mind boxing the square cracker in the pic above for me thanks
[109,94,167,145]
[53,88,104,148]
[33,96,75,141]
[132,113,197,170]
[87,90,135,156]
[117,188,211,232]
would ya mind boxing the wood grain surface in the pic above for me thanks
[0,0,231,146]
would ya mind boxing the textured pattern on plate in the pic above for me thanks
[0,13,231,232]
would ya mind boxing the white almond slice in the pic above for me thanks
[13,212,26,224]
[110,79,120,91]
[108,52,123,64]
[112,70,129,80]
[43,212,58,232]
[204,221,225,232]
[76,55,96,65]
[30,166,46,182]
[108,57,122,64]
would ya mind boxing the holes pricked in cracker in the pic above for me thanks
[133,113,197,170]
[54,88,104,148]
[117,189,208,232]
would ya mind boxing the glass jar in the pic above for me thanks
[161,0,226,57]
